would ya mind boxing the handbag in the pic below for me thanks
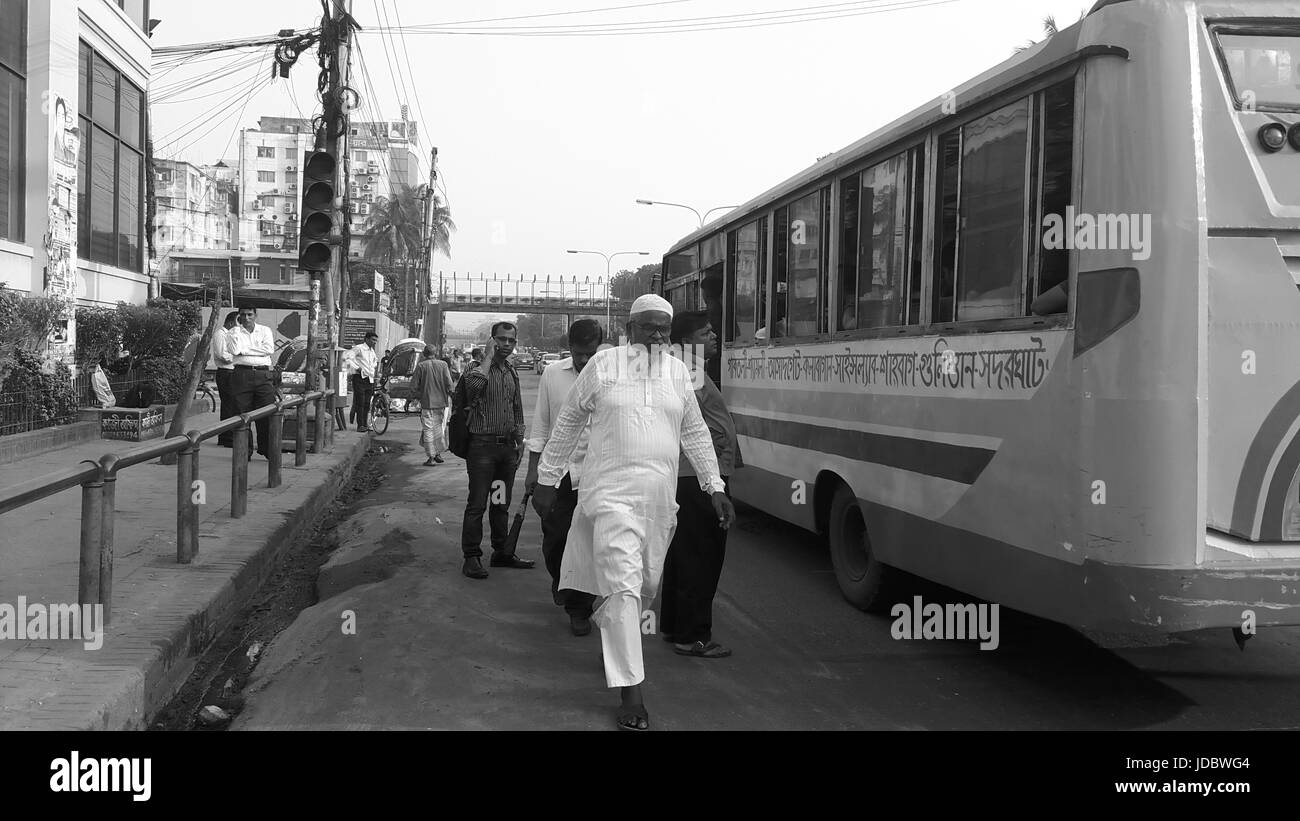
[447,374,473,458]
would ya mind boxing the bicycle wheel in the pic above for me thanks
[196,385,216,414]
[369,396,390,435]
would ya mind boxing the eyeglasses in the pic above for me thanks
[493,336,517,344]
[632,322,671,339]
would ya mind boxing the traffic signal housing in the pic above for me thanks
[299,150,337,272]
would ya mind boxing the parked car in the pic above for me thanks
[510,353,533,371]
[536,353,561,374]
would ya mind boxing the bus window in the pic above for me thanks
[728,221,760,343]
[788,190,825,337]
[1218,33,1300,109]
[664,245,699,313]
[838,173,861,330]
[701,234,725,349]
[906,146,925,324]
[841,151,916,330]
[756,217,769,340]
[770,208,789,339]
[1033,78,1075,313]
[933,131,960,323]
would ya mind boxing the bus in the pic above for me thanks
[659,0,1300,637]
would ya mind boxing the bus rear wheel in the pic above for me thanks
[827,484,898,613]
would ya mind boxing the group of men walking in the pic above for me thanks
[455,296,740,732]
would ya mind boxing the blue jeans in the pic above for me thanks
[461,436,520,558]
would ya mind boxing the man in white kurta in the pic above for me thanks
[533,295,734,731]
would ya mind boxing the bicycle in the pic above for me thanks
[194,378,218,414]
[368,378,391,435]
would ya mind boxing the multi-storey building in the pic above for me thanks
[153,159,232,259]
[0,0,153,361]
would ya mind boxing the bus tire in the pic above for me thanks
[827,484,897,613]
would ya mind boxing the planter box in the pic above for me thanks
[101,405,166,442]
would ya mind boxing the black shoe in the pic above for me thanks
[489,553,535,569]
[570,614,592,636]
[462,558,488,579]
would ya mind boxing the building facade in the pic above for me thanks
[0,0,153,360]
[153,158,232,257]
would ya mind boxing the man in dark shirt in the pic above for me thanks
[458,322,532,579]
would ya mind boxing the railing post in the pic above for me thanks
[312,393,326,454]
[324,390,335,447]
[295,399,308,466]
[232,417,250,519]
[268,401,284,488]
[78,462,104,609]
[177,434,200,562]
[98,455,118,625]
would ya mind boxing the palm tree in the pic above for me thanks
[362,185,457,330]
[1015,14,1069,54]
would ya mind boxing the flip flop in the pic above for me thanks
[616,704,649,732]
[673,640,732,659]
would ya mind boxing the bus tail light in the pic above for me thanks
[1259,123,1288,152]
[1288,124,1300,152]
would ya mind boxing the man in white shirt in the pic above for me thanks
[225,306,277,458]
[213,311,238,448]
[345,331,380,432]
[532,294,735,732]
[525,319,602,636]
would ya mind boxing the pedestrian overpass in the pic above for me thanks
[435,272,635,318]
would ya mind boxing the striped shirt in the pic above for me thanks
[461,357,524,437]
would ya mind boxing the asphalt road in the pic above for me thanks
[230,372,1300,731]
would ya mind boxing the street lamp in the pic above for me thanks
[635,198,739,228]
[567,249,649,335]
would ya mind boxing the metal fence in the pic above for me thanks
[0,369,160,438]
[0,390,335,623]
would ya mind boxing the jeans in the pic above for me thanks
[461,436,520,558]
[540,474,595,618]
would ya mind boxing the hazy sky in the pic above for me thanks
[151,0,1098,328]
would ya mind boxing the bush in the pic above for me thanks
[75,305,124,367]
[119,299,200,366]
[135,357,187,405]
[0,348,77,428]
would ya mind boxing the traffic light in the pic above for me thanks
[298,149,337,273]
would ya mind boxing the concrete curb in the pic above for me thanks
[0,433,372,731]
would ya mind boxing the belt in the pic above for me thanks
[234,365,269,370]
[470,433,517,445]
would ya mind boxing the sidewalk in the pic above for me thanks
[0,411,370,729]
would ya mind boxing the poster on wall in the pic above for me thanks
[45,92,79,362]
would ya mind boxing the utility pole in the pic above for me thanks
[424,147,439,348]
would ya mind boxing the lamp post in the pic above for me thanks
[635,198,739,228]
[566,249,649,335]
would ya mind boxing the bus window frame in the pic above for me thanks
[1208,20,1300,114]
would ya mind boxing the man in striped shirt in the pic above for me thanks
[458,322,532,579]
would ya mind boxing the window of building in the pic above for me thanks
[257,170,275,183]
[354,150,367,162]
[0,0,25,242]
[77,41,144,270]
[256,146,275,158]
[284,146,295,158]
[838,146,925,331]
[932,80,1074,323]
[243,264,259,281]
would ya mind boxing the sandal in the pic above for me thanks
[673,640,732,659]
[616,704,650,732]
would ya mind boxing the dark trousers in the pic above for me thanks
[216,368,235,447]
[230,367,276,457]
[541,473,595,618]
[461,436,520,559]
[660,476,730,645]
[350,374,374,429]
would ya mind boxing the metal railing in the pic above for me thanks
[0,389,336,625]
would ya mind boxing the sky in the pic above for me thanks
[150,0,1099,329]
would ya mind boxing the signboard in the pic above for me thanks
[374,271,385,293]
[342,317,377,348]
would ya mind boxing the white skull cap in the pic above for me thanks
[630,293,673,318]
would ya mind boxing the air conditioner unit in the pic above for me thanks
[367,176,376,183]
[286,165,297,172]
[361,184,371,191]
[287,182,297,189]
[249,200,261,210]
[283,204,293,213]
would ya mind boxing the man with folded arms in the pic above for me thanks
[225,306,277,459]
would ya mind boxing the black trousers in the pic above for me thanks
[230,366,276,457]
[461,436,519,559]
[216,368,235,447]
[660,476,730,645]
[540,473,595,618]
[350,374,374,429]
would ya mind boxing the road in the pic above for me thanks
[227,372,1300,731]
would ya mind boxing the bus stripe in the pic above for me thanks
[1231,379,1300,536]
[731,413,996,485]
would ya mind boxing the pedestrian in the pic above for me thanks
[458,322,532,579]
[532,295,734,732]
[410,345,453,465]
[225,306,277,459]
[524,319,602,636]
[344,331,380,433]
[660,311,742,659]
[469,347,484,370]
[213,311,238,448]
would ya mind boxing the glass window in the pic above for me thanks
[1219,33,1300,109]
[728,221,760,343]
[90,128,115,262]
[79,41,90,115]
[933,130,960,323]
[284,146,295,158]
[77,120,89,252]
[1033,79,1075,311]
[0,0,24,75]
[700,233,724,341]
[0,0,24,242]
[787,190,825,337]
[117,149,140,270]
[839,151,923,331]
[92,56,117,131]
[243,264,260,280]
[257,170,275,182]
[119,79,142,149]
[771,208,789,339]
[257,146,275,158]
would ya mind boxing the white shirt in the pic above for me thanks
[538,345,724,496]
[212,326,235,369]
[345,343,379,380]
[226,322,275,367]
[527,357,590,487]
